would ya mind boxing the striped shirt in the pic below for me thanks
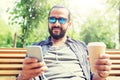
[31,37,91,80]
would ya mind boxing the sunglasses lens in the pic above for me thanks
[58,18,67,24]
[48,17,56,23]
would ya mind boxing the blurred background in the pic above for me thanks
[0,0,119,49]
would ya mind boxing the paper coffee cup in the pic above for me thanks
[87,42,106,73]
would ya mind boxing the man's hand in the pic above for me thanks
[17,57,48,80]
[93,54,111,80]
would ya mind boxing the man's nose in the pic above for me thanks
[54,20,60,26]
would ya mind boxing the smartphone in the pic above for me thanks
[26,46,43,61]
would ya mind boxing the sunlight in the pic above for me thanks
[67,0,106,18]
[65,0,107,33]
[0,0,15,23]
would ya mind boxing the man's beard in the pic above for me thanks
[48,26,66,40]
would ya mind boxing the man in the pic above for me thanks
[17,5,111,80]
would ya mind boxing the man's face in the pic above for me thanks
[48,8,71,40]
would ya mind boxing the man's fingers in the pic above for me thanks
[99,54,110,59]
[23,57,38,64]
[95,58,111,65]
[97,71,110,78]
[94,64,111,71]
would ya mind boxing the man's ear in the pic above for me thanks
[68,21,71,27]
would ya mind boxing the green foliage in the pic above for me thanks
[80,9,117,48]
[8,0,50,47]
[107,0,120,9]
[0,19,13,47]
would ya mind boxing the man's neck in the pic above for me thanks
[51,36,67,46]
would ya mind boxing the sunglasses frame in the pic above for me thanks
[48,17,67,24]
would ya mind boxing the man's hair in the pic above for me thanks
[48,5,71,21]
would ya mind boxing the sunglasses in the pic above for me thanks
[48,17,67,24]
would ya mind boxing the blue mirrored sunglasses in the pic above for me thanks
[48,17,67,24]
